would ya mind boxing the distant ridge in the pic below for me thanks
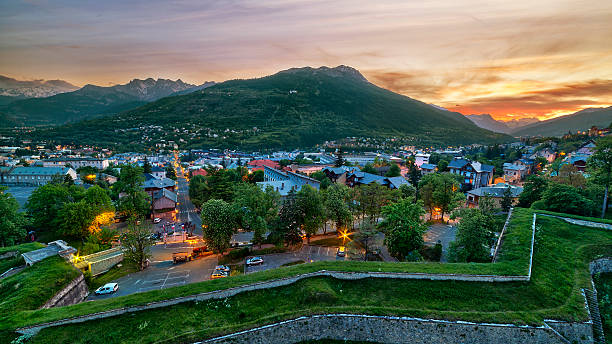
[35,65,511,149]
[511,107,612,137]
[1,78,213,126]
[0,75,78,98]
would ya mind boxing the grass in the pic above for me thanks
[0,256,80,342]
[310,236,353,247]
[593,272,611,343]
[534,209,612,225]
[0,209,536,333]
[17,208,611,344]
[0,242,45,274]
[88,264,137,291]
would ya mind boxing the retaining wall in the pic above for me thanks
[589,258,612,275]
[40,273,89,309]
[196,314,592,344]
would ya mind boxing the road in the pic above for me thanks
[245,245,343,274]
[173,153,202,236]
[87,242,218,300]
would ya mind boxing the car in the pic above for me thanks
[211,270,229,279]
[215,265,230,272]
[153,218,162,224]
[246,256,264,266]
[95,283,118,295]
[336,246,346,257]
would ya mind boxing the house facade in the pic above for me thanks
[503,163,527,184]
[448,159,494,189]
[466,183,523,208]
[43,157,109,169]
[257,166,321,197]
[3,167,77,186]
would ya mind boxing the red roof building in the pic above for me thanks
[247,159,280,172]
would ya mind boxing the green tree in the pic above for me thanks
[58,200,94,241]
[189,174,209,208]
[324,184,352,233]
[0,187,26,246]
[437,159,449,172]
[418,173,463,220]
[517,175,548,207]
[356,219,380,261]
[361,163,377,174]
[589,136,612,218]
[274,190,304,246]
[554,164,586,188]
[378,199,427,260]
[114,165,150,220]
[310,171,332,189]
[385,164,401,177]
[201,199,237,254]
[536,182,597,216]
[247,169,264,183]
[25,183,73,231]
[354,183,395,221]
[398,183,416,201]
[143,157,152,174]
[500,186,514,212]
[121,222,154,270]
[450,208,496,262]
[407,159,421,188]
[165,165,177,180]
[232,183,280,246]
[296,185,325,243]
[335,149,345,167]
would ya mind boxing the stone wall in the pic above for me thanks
[590,258,612,275]
[40,273,89,309]
[197,314,592,344]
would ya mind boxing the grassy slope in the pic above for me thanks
[535,209,612,225]
[21,209,612,343]
[0,255,80,344]
[0,242,45,273]
[35,67,509,150]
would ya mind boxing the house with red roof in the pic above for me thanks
[247,159,280,172]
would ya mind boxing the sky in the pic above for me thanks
[1,0,612,121]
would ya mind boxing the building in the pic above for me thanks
[345,171,410,189]
[257,166,320,197]
[152,188,178,213]
[448,159,494,189]
[575,140,596,156]
[419,163,437,175]
[322,166,361,184]
[567,156,589,172]
[150,165,167,179]
[248,159,280,172]
[414,153,430,167]
[4,167,77,186]
[142,173,176,196]
[503,163,527,184]
[43,157,109,169]
[466,183,523,208]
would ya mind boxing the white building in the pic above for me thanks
[414,153,430,167]
[43,157,109,170]
[5,167,77,186]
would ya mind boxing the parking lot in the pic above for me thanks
[245,244,342,274]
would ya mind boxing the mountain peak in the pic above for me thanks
[278,65,368,82]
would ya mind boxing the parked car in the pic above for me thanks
[153,218,162,224]
[95,283,118,295]
[211,269,229,279]
[246,256,264,266]
[336,246,346,257]
[215,265,230,272]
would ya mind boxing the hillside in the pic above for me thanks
[466,114,540,134]
[512,106,612,137]
[1,78,209,125]
[33,65,510,150]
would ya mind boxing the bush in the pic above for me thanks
[420,243,443,262]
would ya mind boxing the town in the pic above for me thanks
[1,123,611,343]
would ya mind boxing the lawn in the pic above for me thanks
[22,209,612,344]
[534,209,612,225]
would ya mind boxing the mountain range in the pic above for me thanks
[465,114,540,134]
[31,65,510,150]
[512,107,612,137]
[0,78,214,125]
[465,108,612,136]
[0,75,79,99]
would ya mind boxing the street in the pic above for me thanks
[87,242,218,300]
[174,155,202,236]
[245,244,342,274]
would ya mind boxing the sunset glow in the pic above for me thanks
[1,0,611,121]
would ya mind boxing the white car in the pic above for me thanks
[246,256,264,266]
[95,283,118,295]
[153,218,162,224]
[215,265,230,272]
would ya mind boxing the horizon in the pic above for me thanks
[1,0,612,121]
